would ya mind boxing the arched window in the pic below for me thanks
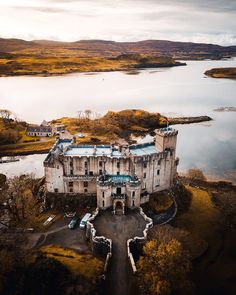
[132,191,135,197]
[102,192,105,198]
[102,200,105,207]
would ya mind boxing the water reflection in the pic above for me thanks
[0,59,235,181]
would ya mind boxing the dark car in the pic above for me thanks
[68,217,79,229]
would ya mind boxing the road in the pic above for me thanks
[93,209,148,295]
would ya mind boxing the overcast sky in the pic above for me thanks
[0,0,235,45]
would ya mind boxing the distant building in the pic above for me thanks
[26,121,54,137]
[44,128,179,213]
[54,124,65,132]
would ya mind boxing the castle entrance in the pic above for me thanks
[113,199,125,215]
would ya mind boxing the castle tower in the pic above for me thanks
[155,127,178,152]
[155,127,179,188]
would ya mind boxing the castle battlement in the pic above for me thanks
[44,128,179,212]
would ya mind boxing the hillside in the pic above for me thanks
[0,38,236,59]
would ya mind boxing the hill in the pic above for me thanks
[0,38,235,59]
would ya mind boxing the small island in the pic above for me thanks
[205,67,236,79]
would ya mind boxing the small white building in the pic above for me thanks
[44,128,179,213]
[26,121,54,137]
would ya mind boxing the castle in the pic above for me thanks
[44,127,178,213]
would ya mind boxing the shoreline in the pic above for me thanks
[0,115,212,157]
[0,62,186,78]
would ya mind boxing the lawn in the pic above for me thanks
[40,245,104,279]
[174,186,223,269]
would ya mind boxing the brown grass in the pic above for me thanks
[40,245,104,279]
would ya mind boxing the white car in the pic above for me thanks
[77,133,85,138]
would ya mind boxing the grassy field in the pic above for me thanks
[0,53,182,76]
[174,186,222,261]
[40,245,103,279]
[0,139,54,156]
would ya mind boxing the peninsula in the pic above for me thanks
[205,67,236,79]
[0,109,212,156]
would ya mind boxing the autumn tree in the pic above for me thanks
[137,239,192,295]
[187,168,206,182]
[0,175,38,225]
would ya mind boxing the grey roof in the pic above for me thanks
[27,126,52,133]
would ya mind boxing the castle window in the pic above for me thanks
[102,200,105,207]
[69,181,73,187]
[70,169,73,175]
[117,162,120,169]
[84,181,88,187]
[143,172,146,179]
[157,170,160,175]
[69,188,73,193]
[54,188,58,193]
[143,162,147,168]
[99,161,103,167]
[70,160,73,166]
[84,161,88,167]
[84,188,88,193]
[132,191,135,197]
[102,192,105,198]
[85,169,88,175]
[132,200,135,206]
[99,169,103,175]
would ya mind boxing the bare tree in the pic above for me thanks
[77,110,83,119]
[84,109,92,120]
[187,168,206,182]
[0,109,12,120]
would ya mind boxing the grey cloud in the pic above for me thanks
[11,6,67,13]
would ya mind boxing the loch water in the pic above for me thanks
[0,59,236,181]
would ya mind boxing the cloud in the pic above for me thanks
[0,0,235,45]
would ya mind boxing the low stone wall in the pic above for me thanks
[86,208,112,275]
[127,207,153,273]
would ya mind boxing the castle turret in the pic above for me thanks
[155,127,178,152]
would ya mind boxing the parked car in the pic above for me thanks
[64,212,76,218]
[79,213,92,229]
[77,133,85,138]
[68,217,79,229]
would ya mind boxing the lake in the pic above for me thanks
[0,59,236,182]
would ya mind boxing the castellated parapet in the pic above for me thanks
[44,128,179,213]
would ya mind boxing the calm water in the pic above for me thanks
[0,59,236,181]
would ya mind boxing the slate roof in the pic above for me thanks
[27,126,52,133]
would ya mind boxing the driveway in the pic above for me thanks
[25,217,89,253]
[92,209,148,295]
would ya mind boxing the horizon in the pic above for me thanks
[1,36,236,47]
[0,0,236,46]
